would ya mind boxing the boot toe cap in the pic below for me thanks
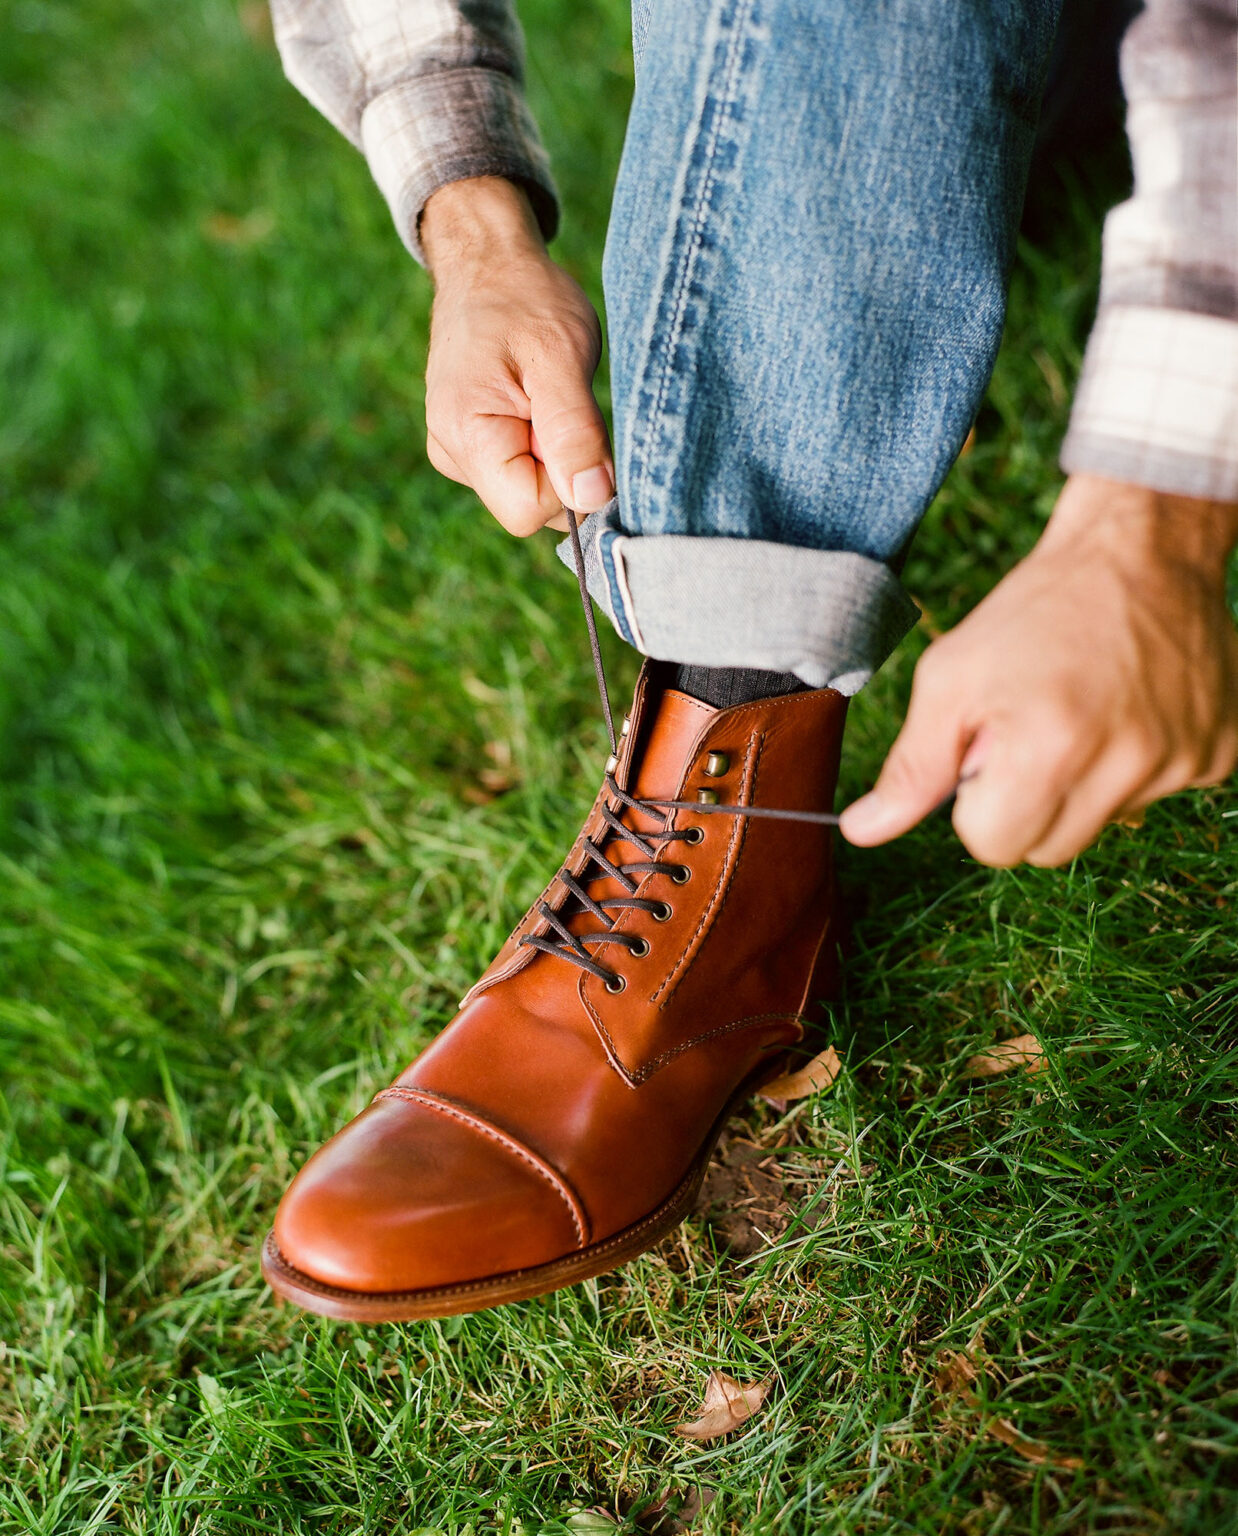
[272,1093,585,1296]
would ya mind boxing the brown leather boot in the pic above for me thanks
[262,662,847,1320]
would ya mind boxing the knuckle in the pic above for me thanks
[546,312,600,357]
[493,499,547,538]
[1025,844,1074,870]
[880,746,922,795]
[952,792,1028,869]
[1189,740,1236,787]
[1153,742,1208,788]
[424,400,460,449]
[958,826,1021,869]
[1032,699,1083,751]
[454,413,491,457]
[538,399,597,433]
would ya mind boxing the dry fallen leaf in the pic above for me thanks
[477,738,519,795]
[962,1032,1046,1079]
[238,0,275,43]
[985,1415,1084,1469]
[632,1485,717,1535]
[935,1349,980,1394]
[759,1044,842,1105]
[202,210,275,247]
[935,1347,1082,1470]
[675,1370,770,1441]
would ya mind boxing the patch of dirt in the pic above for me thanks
[694,1136,795,1256]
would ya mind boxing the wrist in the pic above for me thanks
[421,176,546,281]
[1044,474,1238,575]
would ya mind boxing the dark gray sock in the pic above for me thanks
[672,664,805,710]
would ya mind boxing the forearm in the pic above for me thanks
[421,177,547,282]
[1042,475,1238,581]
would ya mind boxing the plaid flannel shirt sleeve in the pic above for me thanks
[269,0,559,265]
[1061,0,1238,502]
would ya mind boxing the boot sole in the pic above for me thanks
[260,1055,791,1323]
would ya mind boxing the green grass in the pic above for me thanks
[2,2,1236,1531]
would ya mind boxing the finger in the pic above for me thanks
[1021,742,1159,866]
[544,506,592,534]
[840,669,971,846]
[455,413,563,536]
[427,431,468,485]
[526,364,614,513]
[951,710,1102,867]
[1108,722,1238,828]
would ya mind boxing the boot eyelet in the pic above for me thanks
[629,937,650,958]
[683,825,705,845]
[605,974,627,994]
[651,901,673,922]
[670,865,692,885]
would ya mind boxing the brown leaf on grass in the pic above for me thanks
[985,1415,1084,1469]
[479,738,518,793]
[694,1137,791,1255]
[202,210,275,247]
[631,1485,717,1535]
[935,1349,980,1394]
[675,1371,770,1441]
[759,1044,842,1106]
[962,1033,1046,1079]
[935,1348,1082,1471]
[239,0,275,43]
[464,739,519,802]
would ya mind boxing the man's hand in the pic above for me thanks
[420,177,613,536]
[841,475,1238,866]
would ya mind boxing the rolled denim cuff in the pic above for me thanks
[557,507,920,696]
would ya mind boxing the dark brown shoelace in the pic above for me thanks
[518,510,963,988]
[516,512,851,990]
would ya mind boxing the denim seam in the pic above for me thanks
[597,528,639,647]
[632,0,760,528]
[608,535,646,650]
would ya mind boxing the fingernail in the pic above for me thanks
[838,792,891,842]
[571,466,614,512]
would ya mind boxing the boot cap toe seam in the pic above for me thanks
[375,1085,590,1247]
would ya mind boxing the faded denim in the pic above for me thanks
[562,0,1062,691]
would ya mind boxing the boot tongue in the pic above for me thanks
[563,686,717,931]
[624,688,717,804]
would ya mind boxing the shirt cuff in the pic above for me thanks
[1061,305,1238,502]
[360,67,559,266]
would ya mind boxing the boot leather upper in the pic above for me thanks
[274,667,847,1295]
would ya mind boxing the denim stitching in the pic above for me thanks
[631,0,761,529]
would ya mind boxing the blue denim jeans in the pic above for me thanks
[563,0,1062,693]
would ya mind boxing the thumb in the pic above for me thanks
[840,682,972,846]
[528,363,614,513]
